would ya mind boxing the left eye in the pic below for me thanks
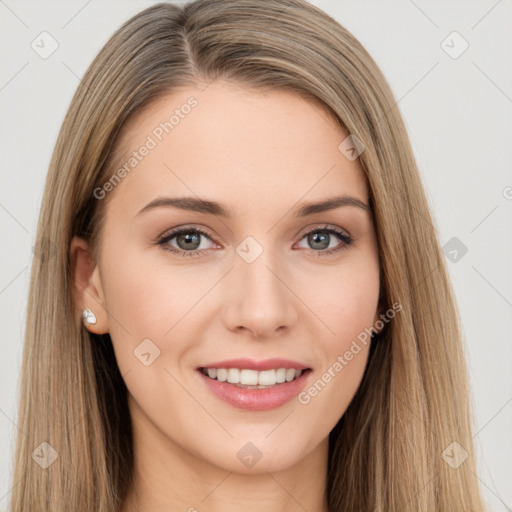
[157,225,352,257]
[296,227,352,252]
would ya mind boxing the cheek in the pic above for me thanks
[295,267,378,435]
[98,243,205,379]
[307,255,380,348]
[299,253,379,401]
[101,244,204,333]
[327,279,379,346]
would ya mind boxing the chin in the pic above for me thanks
[194,434,318,475]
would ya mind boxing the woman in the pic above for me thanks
[10,0,487,510]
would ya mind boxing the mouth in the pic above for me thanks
[199,367,308,389]
[196,360,312,411]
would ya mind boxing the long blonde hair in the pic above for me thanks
[10,0,487,510]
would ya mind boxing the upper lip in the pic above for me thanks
[198,358,311,371]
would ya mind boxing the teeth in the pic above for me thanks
[275,368,286,383]
[216,368,228,382]
[240,369,258,385]
[227,368,240,384]
[258,369,275,385]
[202,367,306,386]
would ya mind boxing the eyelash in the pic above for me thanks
[156,224,353,258]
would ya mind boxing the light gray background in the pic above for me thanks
[1,1,511,510]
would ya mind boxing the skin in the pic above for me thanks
[71,81,382,512]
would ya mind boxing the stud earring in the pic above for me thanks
[81,308,97,325]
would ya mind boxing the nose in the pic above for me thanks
[222,250,299,338]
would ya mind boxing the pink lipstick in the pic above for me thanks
[196,358,312,411]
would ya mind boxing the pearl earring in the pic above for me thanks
[81,308,97,325]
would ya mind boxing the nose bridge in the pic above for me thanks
[223,238,298,335]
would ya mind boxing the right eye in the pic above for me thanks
[156,226,219,257]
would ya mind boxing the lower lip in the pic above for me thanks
[198,370,312,411]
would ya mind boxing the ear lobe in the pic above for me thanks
[70,236,109,334]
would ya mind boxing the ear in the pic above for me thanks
[70,236,109,334]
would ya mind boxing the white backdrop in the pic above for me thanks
[1,1,511,510]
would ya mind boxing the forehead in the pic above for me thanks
[106,81,368,218]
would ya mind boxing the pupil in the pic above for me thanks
[178,232,200,250]
[309,231,329,250]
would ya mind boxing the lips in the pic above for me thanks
[196,358,312,411]
[197,358,310,371]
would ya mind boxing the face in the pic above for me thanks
[72,81,381,476]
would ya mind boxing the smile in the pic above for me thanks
[197,366,312,411]
[200,367,303,388]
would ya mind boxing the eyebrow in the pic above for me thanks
[135,195,371,218]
